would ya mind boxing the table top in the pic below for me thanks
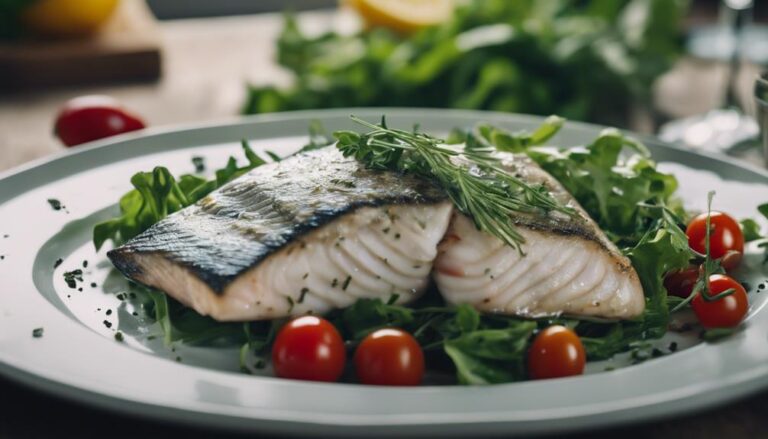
[1,7,767,439]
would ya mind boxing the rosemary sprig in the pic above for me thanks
[334,116,575,252]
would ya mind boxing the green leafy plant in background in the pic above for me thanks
[244,0,689,127]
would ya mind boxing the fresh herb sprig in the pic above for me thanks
[334,116,575,251]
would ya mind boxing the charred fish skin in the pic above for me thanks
[108,148,453,321]
[434,153,645,320]
[109,148,447,293]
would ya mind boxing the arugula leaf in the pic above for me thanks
[741,218,762,243]
[527,128,680,245]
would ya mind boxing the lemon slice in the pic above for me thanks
[346,0,454,34]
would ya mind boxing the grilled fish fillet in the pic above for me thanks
[434,154,645,319]
[109,148,452,321]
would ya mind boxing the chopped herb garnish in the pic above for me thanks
[116,293,125,301]
[331,278,338,288]
[53,258,63,268]
[63,269,83,289]
[299,288,309,303]
[103,320,112,328]
[255,359,266,369]
[387,294,400,305]
[47,198,63,211]
[106,309,112,316]
[669,341,678,352]
[394,233,401,240]
[82,260,88,268]
[382,227,390,234]
[114,332,124,342]
[32,327,43,338]
[286,296,295,311]
[192,156,206,173]
[342,276,352,291]
[302,273,308,279]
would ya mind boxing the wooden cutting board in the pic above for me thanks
[0,0,161,90]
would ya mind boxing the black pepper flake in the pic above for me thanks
[32,327,44,338]
[132,312,138,316]
[302,273,309,279]
[382,227,390,234]
[77,287,82,292]
[484,268,491,275]
[254,360,266,369]
[286,296,295,311]
[299,288,309,303]
[192,156,206,173]
[651,348,664,358]
[394,233,401,240]
[331,278,338,288]
[47,199,63,211]
[147,335,157,341]
[2,234,8,238]
[82,260,88,268]
[0,255,4,260]
[129,292,136,299]
[53,258,63,268]
[116,293,125,301]
[106,309,112,316]
[103,320,112,328]
[114,332,124,342]
[669,341,678,352]
[342,276,352,291]
[175,356,182,362]
[90,282,97,288]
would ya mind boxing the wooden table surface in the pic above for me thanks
[1,7,768,439]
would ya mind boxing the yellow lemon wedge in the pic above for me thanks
[346,0,454,35]
[22,0,120,38]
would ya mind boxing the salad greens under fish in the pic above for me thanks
[90,116,720,384]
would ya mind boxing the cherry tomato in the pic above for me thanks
[54,95,146,147]
[664,266,700,298]
[528,325,585,380]
[686,211,744,270]
[354,328,424,386]
[691,274,748,329]
[271,316,346,382]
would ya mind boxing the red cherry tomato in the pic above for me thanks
[354,328,424,386]
[686,211,744,271]
[691,274,748,329]
[54,95,146,147]
[271,316,346,382]
[528,325,585,380]
[664,266,700,298]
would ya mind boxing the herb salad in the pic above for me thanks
[93,116,754,385]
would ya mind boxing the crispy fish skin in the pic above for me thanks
[108,148,452,321]
[434,153,645,320]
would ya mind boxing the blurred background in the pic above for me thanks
[1,0,767,171]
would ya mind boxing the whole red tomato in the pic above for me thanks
[271,316,346,382]
[54,95,146,147]
[528,325,586,380]
[686,211,744,271]
[354,328,425,386]
[691,274,749,329]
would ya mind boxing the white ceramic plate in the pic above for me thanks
[1,109,768,436]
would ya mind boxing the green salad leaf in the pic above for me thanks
[244,0,688,127]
